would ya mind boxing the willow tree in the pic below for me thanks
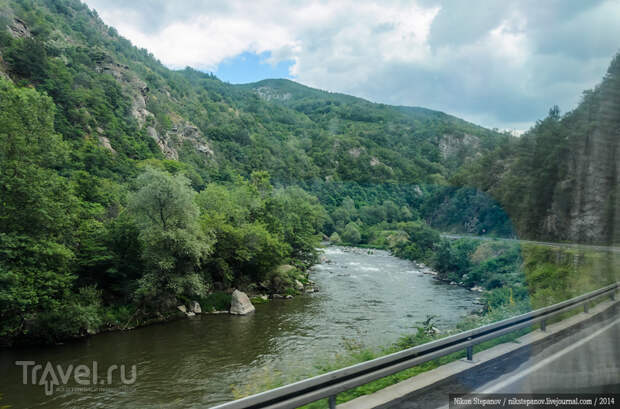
[129,167,213,305]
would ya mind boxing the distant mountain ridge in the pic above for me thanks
[4,0,615,245]
[0,0,507,186]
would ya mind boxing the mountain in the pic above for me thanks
[0,0,506,188]
[454,54,620,245]
[0,0,513,345]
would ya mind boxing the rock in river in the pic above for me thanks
[230,290,255,315]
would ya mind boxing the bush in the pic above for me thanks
[342,222,362,244]
[199,292,232,312]
[28,286,103,343]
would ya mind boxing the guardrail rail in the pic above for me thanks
[212,282,619,409]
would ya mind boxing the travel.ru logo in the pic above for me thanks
[15,361,137,396]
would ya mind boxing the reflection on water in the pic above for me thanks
[0,246,478,408]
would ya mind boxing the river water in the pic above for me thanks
[0,246,478,408]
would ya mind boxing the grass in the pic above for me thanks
[232,243,618,408]
[232,304,531,408]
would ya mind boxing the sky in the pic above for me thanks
[83,0,620,132]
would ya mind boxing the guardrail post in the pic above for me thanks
[207,282,619,409]
[466,346,473,361]
[612,291,616,301]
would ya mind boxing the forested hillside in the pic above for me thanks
[453,54,620,245]
[2,0,615,347]
[0,0,510,345]
[0,0,506,186]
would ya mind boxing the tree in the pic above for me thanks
[0,79,80,341]
[342,222,362,244]
[197,181,286,284]
[265,186,326,267]
[128,168,213,304]
[329,232,342,244]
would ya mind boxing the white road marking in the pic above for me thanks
[479,317,620,393]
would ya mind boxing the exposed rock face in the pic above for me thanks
[147,126,178,160]
[229,290,255,315]
[546,66,620,245]
[145,122,214,160]
[177,304,198,316]
[439,133,480,159]
[97,136,115,153]
[276,264,296,274]
[255,86,292,101]
[438,133,482,169]
[8,18,30,38]
[564,129,618,244]
[90,52,214,161]
[348,147,363,158]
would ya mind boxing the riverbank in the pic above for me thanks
[232,242,619,409]
[0,245,480,408]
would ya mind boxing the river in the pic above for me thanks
[0,246,479,408]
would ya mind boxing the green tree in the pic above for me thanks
[197,182,286,284]
[0,79,81,341]
[329,231,342,244]
[129,167,213,305]
[342,222,362,244]
[265,186,326,267]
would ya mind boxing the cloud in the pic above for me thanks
[84,0,620,131]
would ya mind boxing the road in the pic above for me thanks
[441,234,620,254]
[384,305,620,409]
[476,316,620,395]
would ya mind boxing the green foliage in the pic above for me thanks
[197,177,321,287]
[199,292,232,312]
[129,167,213,304]
[421,186,515,237]
[264,186,327,267]
[28,286,104,343]
[2,0,610,347]
[455,53,620,244]
[0,79,81,343]
[341,222,362,244]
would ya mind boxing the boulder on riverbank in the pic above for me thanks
[230,290,255,315]
[177,304,196,317]
[190,301,202,314]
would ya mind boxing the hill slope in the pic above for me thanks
[0,0,506,187]
[455,54,620,244]
[0,0,511,345]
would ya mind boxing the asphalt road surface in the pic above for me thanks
[441,234,620,254]
[385,305,620,409]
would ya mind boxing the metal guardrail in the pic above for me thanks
[212,282,619,409]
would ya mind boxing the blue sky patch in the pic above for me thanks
[214,51,295,84]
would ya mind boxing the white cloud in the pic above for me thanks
[84,0,620,130]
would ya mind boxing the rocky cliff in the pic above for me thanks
[458,54,620,245]
[549,57,620,244]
